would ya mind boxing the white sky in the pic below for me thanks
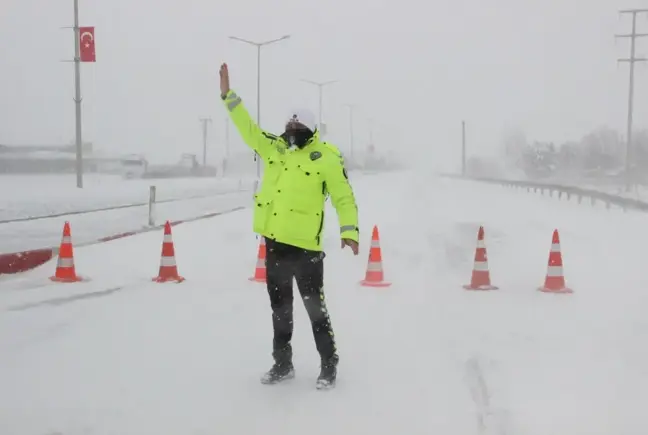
[1,0,647,170]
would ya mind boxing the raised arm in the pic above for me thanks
[220,63,280,159]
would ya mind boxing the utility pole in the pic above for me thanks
[343,104,356,164]
[616,8,648,190]
[223,117,230,177]
[199,117,212,166]
[61,0,95,188]
[300,79,338,138]
[72,0,83,188]
[228,35,291,182]
[461,120,467,176]
[225,118,230,160]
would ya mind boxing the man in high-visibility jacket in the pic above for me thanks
[219,63,359,390]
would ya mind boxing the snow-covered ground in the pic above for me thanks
[0,174,255,222]
[0,174,255,253]
[0,192,252,254]
[0,171,647,434]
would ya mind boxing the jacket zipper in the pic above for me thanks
[316,181,326,244]
[316,211,324,245]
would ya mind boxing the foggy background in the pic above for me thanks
[1,0,646,174]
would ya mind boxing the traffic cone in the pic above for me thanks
[463,226,498,290]
[360,225,391,287]
[152,221,184,283]
[249,237,266,283]
[50,221,83,282]
[538,229,572,294]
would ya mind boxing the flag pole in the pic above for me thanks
[73,0,84,188]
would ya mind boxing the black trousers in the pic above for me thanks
[264,238,338,365]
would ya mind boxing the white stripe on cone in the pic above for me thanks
[473,261,489,272]
[160,256,177,267]
[546,265,564,277]
[58,257,74,268]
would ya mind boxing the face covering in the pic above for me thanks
[285,128,313,148]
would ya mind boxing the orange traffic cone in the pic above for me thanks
[463,226,498,290]
[50,221,83,282]
[539,229,572,294]
[360,225,391,287]
[153,221,184,283]
[249,237,266,283]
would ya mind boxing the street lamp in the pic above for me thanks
[199,117,212,167]
[300,79,338,137]
[222,117,230,178]
[343,103,356,164]
[229,35,291,180]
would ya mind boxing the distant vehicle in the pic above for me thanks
[120,155,148,179]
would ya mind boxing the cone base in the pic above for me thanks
[152,276,185,283]
[538,286,573,294]
[360,280,392,287]
[50,275,83,283]
[463,284,498,291]
[248,276,266,283]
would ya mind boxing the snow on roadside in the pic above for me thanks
[0,174,256,221]
[0,192,252,254]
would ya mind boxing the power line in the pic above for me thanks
[615,8,648,190]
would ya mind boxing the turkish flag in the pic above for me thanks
[79,26,96,62]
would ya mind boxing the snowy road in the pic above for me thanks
[0,171,646,434]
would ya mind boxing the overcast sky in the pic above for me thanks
[1,0,647,170]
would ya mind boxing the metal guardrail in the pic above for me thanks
[444,174,648,212]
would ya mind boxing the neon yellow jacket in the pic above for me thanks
[222,89,359,251]
[322,143,345,198]
[324,142,344,164]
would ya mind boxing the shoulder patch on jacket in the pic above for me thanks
[310,151,322,161]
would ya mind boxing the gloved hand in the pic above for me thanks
[341,239,359,255]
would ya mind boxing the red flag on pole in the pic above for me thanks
[79,26,96,62]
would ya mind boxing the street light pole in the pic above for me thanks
[300,79,338,137]
[228,35,290,181]
[223,117,230,177]
[199,117,212,166]
[462,120,467,177]
[225,117,230,160]
[343,104,355,164]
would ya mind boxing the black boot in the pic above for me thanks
[316,354,338,389]
[261,344,295,385]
